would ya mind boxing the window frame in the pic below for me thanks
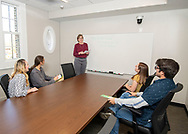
[0,0,27,70]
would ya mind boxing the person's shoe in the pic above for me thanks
[99,112,112,120]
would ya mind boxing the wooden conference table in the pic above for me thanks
[0,73,127,134]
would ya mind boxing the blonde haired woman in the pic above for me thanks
[8,59,38,97]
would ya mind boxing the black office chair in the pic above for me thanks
[117,73,155,97]
[0,74,10,99]
[27,68,33,87]
[61,63,76,80]
[139,73,155,92]
[119,83,183,134]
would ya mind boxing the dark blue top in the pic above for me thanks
[136,78,176,126]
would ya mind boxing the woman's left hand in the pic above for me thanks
[125,83,129,88]
[108,97,115,105]
[79,51,84,55]
[57,77,64,82]
[54,75,59,81]
[86,52,89,55]
[126,91,137,96]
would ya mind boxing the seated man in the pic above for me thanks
[108,58,179,134]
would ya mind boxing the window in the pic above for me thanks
[2,2,20,60]
[0,0,27,69]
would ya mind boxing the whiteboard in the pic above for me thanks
[85,33,153,75]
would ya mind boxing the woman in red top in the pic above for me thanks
[73,34,89,75]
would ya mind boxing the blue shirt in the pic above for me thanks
[136,78,176,125]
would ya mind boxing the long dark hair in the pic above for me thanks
[132,62,149,85]
[30,55,44,72]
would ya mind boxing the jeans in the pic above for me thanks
[109,92,151,134]
[109,92,136,114]
[110,107,133,134]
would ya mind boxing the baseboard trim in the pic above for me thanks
[170,102,188,117]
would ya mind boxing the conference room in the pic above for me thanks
[0,0,188,133]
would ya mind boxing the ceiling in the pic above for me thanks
[15,0,188,21]
[15,0,188,12]
[15,0,116,11]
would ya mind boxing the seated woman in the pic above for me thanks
[30,55,59,88]
[8,59,38,97]
[117,62,148,98]
[101,62,148,119]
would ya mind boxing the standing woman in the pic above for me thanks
[73,34,89,75]
[8,59,38,97]
[30,55,59,88]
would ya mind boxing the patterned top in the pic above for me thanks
[8,74,29,97]
[137,78,176,125]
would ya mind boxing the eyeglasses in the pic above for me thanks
[154,65,160,70]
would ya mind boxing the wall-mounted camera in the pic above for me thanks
[136,16,144,24]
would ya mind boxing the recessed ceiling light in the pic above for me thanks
[61,0,68,3]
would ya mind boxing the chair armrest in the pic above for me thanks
[121,106,143,134]
[123,106,142,116]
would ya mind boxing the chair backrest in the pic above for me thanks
[0,74,10,99]
[61,63,76,80]
[139,73,155,92]
[27,68,33,87]
[98,114,117,134]
[151,83,183,134]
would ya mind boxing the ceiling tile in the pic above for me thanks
[89,0,114,4]
[68,0,92,7]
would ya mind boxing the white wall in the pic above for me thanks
[0,5,60,101]
[26,6,60,76]
[60,9,188,104]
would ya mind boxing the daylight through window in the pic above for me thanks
[1,2,20,60]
